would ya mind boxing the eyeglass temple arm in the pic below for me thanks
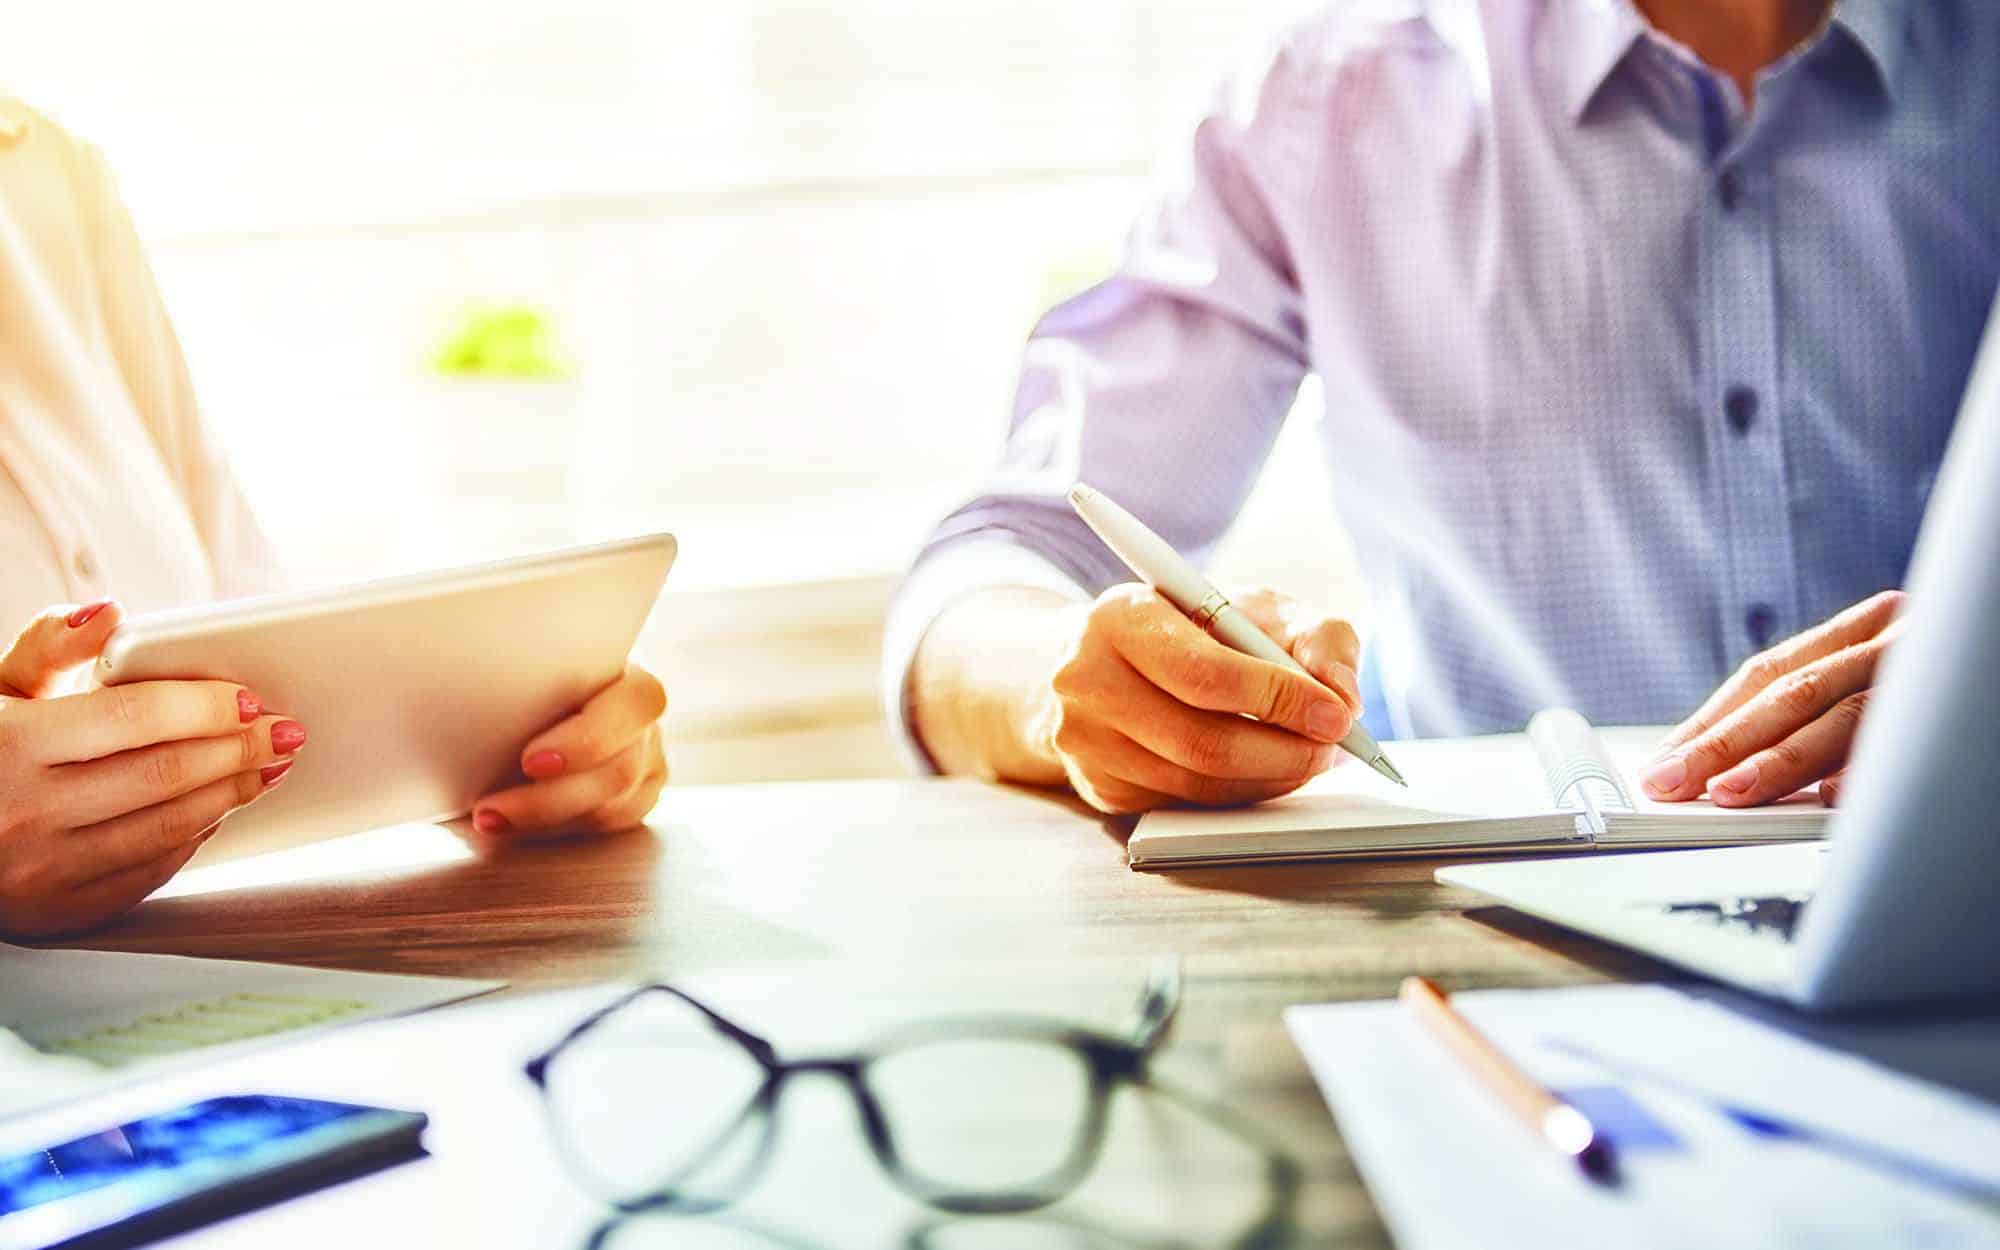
[1125,957,1184,1048]
[1142,1077,1303,1250]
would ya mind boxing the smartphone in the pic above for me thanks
[0,1094,427,1250]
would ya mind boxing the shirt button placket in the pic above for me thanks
[1706,141,1798,666]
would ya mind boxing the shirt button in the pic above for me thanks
[73,550,98,580]
[1718,167,1743,211]
[1746,603,1778,648]
[1725,385,1760,434]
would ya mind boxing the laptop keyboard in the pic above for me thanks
[1661,894,1811,941]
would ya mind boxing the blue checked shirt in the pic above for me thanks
[886,0,2000,750]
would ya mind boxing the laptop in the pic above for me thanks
[1439,301,2000,1013]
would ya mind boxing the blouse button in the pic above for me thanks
[73,550,98,580]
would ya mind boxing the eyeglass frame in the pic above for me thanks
[524,962,1183,1218]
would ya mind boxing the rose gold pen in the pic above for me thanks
[1068,481,1406,786]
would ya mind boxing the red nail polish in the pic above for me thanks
[260,759,295,786]
[66,601,111,628]
[524,750,566,779]
[473,809,511,835]
[237,689,262,722]
[270,720,307,754]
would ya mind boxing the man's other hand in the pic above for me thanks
[1643,591,1906,808]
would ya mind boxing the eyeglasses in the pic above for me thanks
[525,963,1184,1217]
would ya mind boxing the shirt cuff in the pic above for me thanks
[879,539,1092,776]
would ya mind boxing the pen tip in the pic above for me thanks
[1373,756,1408,787]
[1578,1137,1620,1184]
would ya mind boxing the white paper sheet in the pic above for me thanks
[0,943,498,1120]
[1286,984,2000,1250]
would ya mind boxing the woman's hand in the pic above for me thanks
[0,603,306,938]
[469,664,668,846]
[1643,590,1905,808]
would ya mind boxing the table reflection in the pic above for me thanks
[581,1080,1300,1250]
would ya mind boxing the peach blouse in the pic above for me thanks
[0,97,275,643]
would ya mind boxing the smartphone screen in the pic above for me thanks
[0,1094,425,1248]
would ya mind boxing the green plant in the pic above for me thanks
[432,304,571,380]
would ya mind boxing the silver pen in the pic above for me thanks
[1068,482,1406,787]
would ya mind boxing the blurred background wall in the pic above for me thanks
[7,0,1364,782]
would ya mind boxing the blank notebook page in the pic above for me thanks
[1137,733,1569,841]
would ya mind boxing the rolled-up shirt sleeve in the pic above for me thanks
[882,36,1319,772]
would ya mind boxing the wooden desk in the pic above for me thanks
[52,778,1669,1248]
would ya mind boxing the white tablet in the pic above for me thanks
[96,533,676,863]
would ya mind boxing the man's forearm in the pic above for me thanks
[907,586,1080,786]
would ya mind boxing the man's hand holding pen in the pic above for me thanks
[1027,584,1363,816]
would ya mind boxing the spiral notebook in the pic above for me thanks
[1127,710,1828,869]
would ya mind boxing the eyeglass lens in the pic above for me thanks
[866,1035,1098,1194]
[543,991,768,1205]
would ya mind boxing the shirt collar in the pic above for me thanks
[1555,0,1649,123]
[1555,0,1909,123]
[1830,0,1909,101]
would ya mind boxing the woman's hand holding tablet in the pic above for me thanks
[0,601,306,938]
[0,535,676,935]
[93,534,678,877]
[469,663,668,846]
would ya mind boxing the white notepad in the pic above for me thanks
[0,944,498,1121]
[1128,711,1827,868]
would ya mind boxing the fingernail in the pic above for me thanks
[66,600,111,628]
[260,759,295,786]
[524,750,567,779]
[473,809,511,835]
[237,689,262,722]
[1713,760,1759,796]
[1640,754,1687,796]
[270,720,307,754]
[1305,702,1346,742]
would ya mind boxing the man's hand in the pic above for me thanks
[0,602,304,938]
[1643,591,1905,808]
[1027,584,1362,815]
[470,664,668,846]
